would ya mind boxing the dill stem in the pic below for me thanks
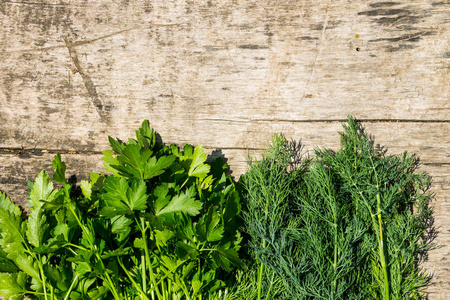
[328,178,338,295]
[257,261,265,300]
[333,222,338,295]
[377,193,390,300]
[370,155,390,300]
[257,240,266,300]
[265,270,276,300]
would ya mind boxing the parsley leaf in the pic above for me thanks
[0,272,27,300]
[188,145,210,179]
[27,170,56,209]
[52,152,67,184]
[100,177,148,218]
[156,186,202,218]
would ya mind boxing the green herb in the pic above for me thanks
[0,117,433,300]
[237,133,308,300]
[239,116,433,299]
[0,120,242,300]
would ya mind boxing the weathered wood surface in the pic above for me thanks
[0,0,449,297]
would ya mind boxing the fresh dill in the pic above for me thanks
[239,116,433,300]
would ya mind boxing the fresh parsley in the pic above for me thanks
[0,120,242,300]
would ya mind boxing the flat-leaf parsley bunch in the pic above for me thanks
[0,120,242,300]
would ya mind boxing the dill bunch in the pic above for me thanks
[238,116,433,300]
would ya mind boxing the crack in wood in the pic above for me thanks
[4,1,68,7]
[0,147,266,157]
[68,26,140,47]
[200,118,450,123]
[1,146,449,168]
[0,147,103,156]
[1,27,138,54]
[64,37,110,123]
[0,25,177,54]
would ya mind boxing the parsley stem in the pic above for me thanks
[138,218,147,297]
[37,255,48,300]
[136,216,163,300]
[63,274,78,300]
[100,272,122,300]
[118,257,150,300]
[64,243,88,251]
[66,203,122,299]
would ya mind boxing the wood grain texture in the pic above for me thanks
[0,0,449,297]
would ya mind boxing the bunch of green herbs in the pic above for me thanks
[239,117,433,300]
[0,117,433,300]
[0,120,242,300]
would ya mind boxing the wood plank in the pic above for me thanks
[0,1,448,150]
[1,121,448,164]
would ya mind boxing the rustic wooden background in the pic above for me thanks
[0,0,448,297]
